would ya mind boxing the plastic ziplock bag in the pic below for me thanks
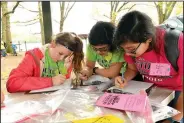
[150,100,180,122]
[1,89,71,123]
[25,89,129,123]
[125,90,154,123]
[125,97,180,123]
[2,89,128,123]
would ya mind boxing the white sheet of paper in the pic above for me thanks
[29,75,110,94]
[108,80,153,94]
[29,79,72,94]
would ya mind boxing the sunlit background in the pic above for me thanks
[1,2,183,51]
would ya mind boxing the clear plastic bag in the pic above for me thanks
[2,89,128,123]
[125,90,180,123]
[126,90,154,123]
[150,100,180,122]
[26,90,128,123]
[1,89,71,123]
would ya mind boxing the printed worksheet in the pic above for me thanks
[96,92,147,112]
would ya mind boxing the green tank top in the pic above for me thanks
[41,48,67,77]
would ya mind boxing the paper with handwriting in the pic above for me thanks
[96,93,147,112]
[149,63,170,76]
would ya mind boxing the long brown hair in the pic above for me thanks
[54,32,84,74]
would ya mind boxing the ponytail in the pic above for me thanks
[72,36,84,74]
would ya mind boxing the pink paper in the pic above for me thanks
[149,63,170,76]
[96,93,147,112]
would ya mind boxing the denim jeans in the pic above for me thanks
[1,49,7,57]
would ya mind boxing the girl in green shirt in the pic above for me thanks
[80,21,126,80]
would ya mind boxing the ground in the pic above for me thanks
[1,52,25,94]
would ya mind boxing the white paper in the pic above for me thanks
[29,75,110,94]
[29,79,72,94]
[108,80,153,94]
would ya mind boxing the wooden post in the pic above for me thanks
[0,2,1,42]
[18,41,20,52]
[25,41,27,51]
[41,1,53,44]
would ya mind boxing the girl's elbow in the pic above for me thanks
[6,78,19,93]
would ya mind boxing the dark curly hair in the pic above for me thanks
[88,21,116,52]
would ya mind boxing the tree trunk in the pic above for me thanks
[2,2,13,53]
[110,11,117,25]
[60,2,65,32]
[38,2,45,45]
[41,1,53,44]
[155,2,177,24]
[2,2,7,44]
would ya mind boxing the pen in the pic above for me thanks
[121,72,124,83]
[119,72,124,88]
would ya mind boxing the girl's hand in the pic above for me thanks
[52,74,66,86]
[64,54,74,69]
[114,76,127,88]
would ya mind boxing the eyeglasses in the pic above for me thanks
[130,43,141,54]
[92,46,109,52]
[117,43,141,54]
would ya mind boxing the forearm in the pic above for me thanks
[124,68,138,81]
[95,68,120,78]
[7,76,53,93]
[172,92,183,121]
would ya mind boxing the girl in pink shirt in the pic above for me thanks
[113,11,183,123]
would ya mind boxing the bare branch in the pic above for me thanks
[30,32,41,35]
[11,16,39,23]
[18,4,39,13]
[65,2,70,15]
[54,19,60,24]
[154,2,158,7]
[128,4,136,11]
[114,1,120,12]
[111,2,115,12]
[135,3,155,8]
[117,2,129,13]
[117,6,135,12]
[165,2,176,19]
[92,18,100,21]
[64,2,75,21]
[3,2,21,16]
[78,34,88,39]
[110,2,114,19]
[16,20,39,26]
[103,14,110,19]
[110,2,113,12]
